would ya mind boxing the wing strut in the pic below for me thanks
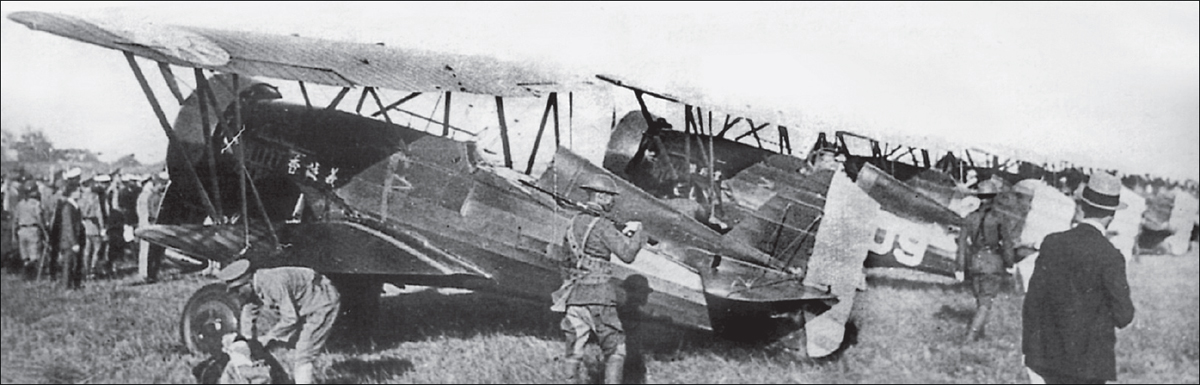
[716,116,742,138]
[778,125,792,155]
[684,105,714,181]
[367,88,392,124]
[552,92,561,148]
[233,74,250,248]
[372,92,421,117]
[157,62,186,105]
[568,92,574,149]
[525,92,559,175]
[389,108,475,136]
[442,92,452,137]
[355,87,370,114]
[326,87,351,110]
[683,105,693,175]
[708,110,721,212]
[240,162,280,249]
[299,81,312,109]
[734,119,768,148]
[124,52,221,222]
[495,96,514,168]
[193,70,225,219]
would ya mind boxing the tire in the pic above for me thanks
[180,283,243,355]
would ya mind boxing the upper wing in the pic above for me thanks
[8,11,591,97]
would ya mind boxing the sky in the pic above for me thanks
[2,2,1197,181]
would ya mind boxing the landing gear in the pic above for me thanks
[180,283,242,355]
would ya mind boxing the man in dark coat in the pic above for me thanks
[1023,172,1135,384]
[52,181,86,290]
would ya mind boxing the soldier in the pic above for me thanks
[136,172,167,283]
[1023,172,1135,384]
[554,175,650,384]
[217,259,341,385]
[15,183,44,280]
[79,175,110,280]
[38,180,60,280]
[955,177,1014,342]
[53,181,86,290]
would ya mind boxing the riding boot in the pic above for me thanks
[604,355,625,384]
[964,304,990,342]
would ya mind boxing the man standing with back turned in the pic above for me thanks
[556,175,649,384]
[1023,172,1135,384]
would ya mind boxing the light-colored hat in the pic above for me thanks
[63,167,83,180]
[1075,172,1128,211]
[215,259,252,282]
[93,174,112,183]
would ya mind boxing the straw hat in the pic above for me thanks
[1075,172,1128,210]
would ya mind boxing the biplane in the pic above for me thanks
[588,74,1165,288]
[590,76,973,280]
[9,10,869,359]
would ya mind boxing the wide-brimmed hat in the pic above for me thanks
[63,167,83,180]
[1075,172,1127,211]
[215,259,252,283]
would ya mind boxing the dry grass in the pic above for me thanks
[2,250,1197,383]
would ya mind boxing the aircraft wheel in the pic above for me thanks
[180,283,242,355]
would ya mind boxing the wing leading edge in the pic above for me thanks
[9,10,592,97]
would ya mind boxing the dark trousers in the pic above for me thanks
[60,250,83,289]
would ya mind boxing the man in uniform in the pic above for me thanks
[53,181,85,290]
[136,172,167,283]
[556,175,650,384]
[955,177,1014,342]
[1023,172,1135,384]
[79,175,110,280]
[15,183,44,280]
[216,259,341,385]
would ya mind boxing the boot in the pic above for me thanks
[963,304,990,343]
[604,355,625,384]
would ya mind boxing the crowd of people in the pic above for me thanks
[2,167,168,288]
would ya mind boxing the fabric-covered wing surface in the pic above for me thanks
[9,11,589,97]
[135,221,492,278]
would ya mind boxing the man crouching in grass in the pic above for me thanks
[218,259,341,384]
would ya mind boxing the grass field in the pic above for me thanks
[2,250,1196,384]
